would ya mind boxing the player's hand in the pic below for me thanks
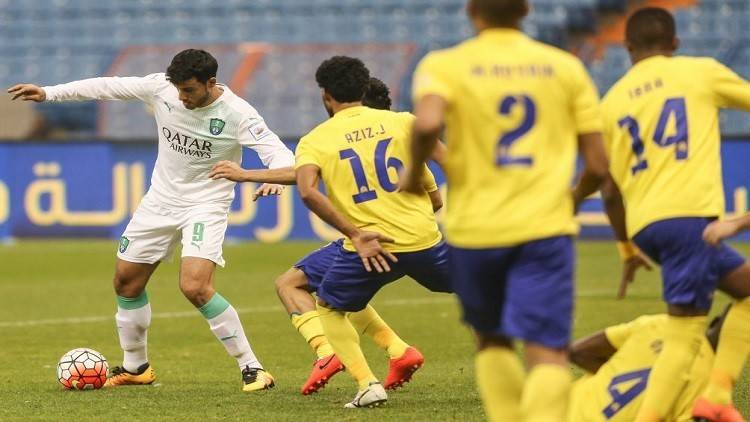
[350,230,398,273]
[7,84,46,102]
[703,219,741,246]
[209,160,246,182]
[252,183,285,201]
[617,254,653,299]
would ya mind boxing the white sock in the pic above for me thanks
[206,305,261,370]
[115,303,151,373]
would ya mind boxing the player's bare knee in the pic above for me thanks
[179,277,214,307]
[275,268,309,295]
[113,270,146,297]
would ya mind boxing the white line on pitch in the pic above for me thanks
[0,296,458,329]
[0,289,645,329]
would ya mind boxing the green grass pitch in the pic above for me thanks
[0,240,748,421]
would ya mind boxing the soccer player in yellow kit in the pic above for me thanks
[568,310,727,422]
[295,56,452,408]
[599,7,750,422]
[404,0,609,420]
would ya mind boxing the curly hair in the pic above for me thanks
[315,56,370,103]
[363,77,392,110]
[166,49,218,84]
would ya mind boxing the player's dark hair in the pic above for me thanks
[363,77,392,110]
[469,0,528,27]
[166,49,218,84]
[315,56,370,103]
[626,7,676,51]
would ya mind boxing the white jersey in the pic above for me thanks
[43,73,294,208]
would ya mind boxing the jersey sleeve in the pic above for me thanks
[294,136,322,170]
[568,59,603,134]
[604,314,664,349]
[238,116,295,169]
[422,165,439,192]
[708,59,750,111]
[412,51,454,103]
[43,73,163,104]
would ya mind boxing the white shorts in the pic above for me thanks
[117,195,228,267]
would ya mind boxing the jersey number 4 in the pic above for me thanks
[602,367,651,419]
[339,138,403,204]
[618,97,689,176]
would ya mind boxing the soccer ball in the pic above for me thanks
[57,348,108,390]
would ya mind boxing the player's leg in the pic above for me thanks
[694,248,750,421]
[275,262,343,395]
[448,244,524,422]
[277,243,338,361]
[630,218,714,422]
[316,247,401,408]
[505,236,574,422]
[106,197,178,387]
[180,212,272,392]
[106,258,159,386]
[347,304,419,390]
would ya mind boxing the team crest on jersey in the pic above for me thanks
[119,236,130,253]
[209,118,225,136]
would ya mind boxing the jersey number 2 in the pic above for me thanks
[339,138,403,204]
[602,368,651,419]
[496,94,536,166]
[619,97,689,176]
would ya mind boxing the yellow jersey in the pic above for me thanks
[569,315,713,422]
[412,28,602,248]
[295,106,442,253]
[601,55,750,237]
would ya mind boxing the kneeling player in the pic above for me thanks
[568,308,727,421]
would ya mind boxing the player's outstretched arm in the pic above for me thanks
[297,164,397,273]
[10,75,158,103]
[570,331,618,374]
[403,95,446,194]
[209,161,295,184]
[703,214,750,246]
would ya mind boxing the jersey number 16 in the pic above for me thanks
[339,138,403,204]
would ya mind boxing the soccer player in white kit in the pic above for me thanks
[8,49,295,391]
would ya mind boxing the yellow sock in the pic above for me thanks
[635,315,707,422]
[521,364,571,422]
[291,311,334,359]
[317,304,377,389]
[475,347,524,422]
[703,298,750,405]
[348,305,409,359]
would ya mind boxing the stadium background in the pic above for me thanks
[2,1,750,421]
[1,0,750,241]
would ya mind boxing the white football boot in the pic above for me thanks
[344,381,388,408]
